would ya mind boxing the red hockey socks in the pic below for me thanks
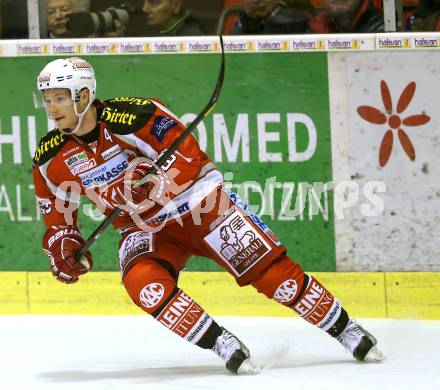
[251,255,349,337]
[151,288,223,348]
[292,274,348,336]
[123,259,223,350]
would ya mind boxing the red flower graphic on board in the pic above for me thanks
[357,80,430,167]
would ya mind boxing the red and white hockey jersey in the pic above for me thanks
[32,97,222,230]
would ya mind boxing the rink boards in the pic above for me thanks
[2,34,440,273]
[1,271,439,319]
[1,34,440,321]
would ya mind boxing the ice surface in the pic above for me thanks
[0,316,439,390]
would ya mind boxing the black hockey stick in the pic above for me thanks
[75,36,225,260]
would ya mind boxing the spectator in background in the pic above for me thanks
[47,0,75,37]
[47,0,91,37]
[111,0,204,37]
[47,0,74,38]
[412,0,440,31]
[309,0,384,33]
[142,0,204,36]
[231,0,311,34]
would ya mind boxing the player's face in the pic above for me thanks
[43,89,78,130]
[142,0,180,28]
[47,0,73,37]
[243,0,277,19]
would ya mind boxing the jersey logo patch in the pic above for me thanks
[37,198,52,215]
[119,231,154,275]
[64,151,88,169]
[140,283,164,309]
[203,210,271,277]
[274,280,298,303]
[33,131,66,165]
[150,116,177,142]
[156,290,212,344]
[101,106,137,125]
[70,159,97,175]
[101,144,121,160]
[79,152,130,189]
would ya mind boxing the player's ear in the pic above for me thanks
[79,87,90,105]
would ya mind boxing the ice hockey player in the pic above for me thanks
[32,57,385,374]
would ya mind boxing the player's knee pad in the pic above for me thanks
[251,255,306,307]
[123,259,178,315]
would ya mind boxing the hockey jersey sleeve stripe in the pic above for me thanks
[198,162,216,178]
[150,100,180,121]
[113,133,159,160]
[39,162,69,201]
[39,161,80,210]
[142,169,223,226]
[33,163,79,227]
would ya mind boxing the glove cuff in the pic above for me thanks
[43,226,82,252]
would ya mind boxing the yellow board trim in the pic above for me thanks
[1,272,439,319]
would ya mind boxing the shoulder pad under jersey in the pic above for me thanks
[100,97,157,135]
[33,129,68,166]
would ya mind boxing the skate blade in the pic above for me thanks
[364,346,386,363]
[237,358,261,375]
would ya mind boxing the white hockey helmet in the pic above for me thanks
[37,57,96,102]
[35,57,97,134]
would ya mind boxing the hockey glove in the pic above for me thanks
[42,226,93,284]
[126,161,157,204]
[114,160,166,214]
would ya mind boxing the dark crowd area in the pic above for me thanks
[0,1,438,39]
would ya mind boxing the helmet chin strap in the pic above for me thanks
[60,96,94,135]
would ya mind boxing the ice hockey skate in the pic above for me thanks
[212,328,260,374]
[336,320,385,363]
